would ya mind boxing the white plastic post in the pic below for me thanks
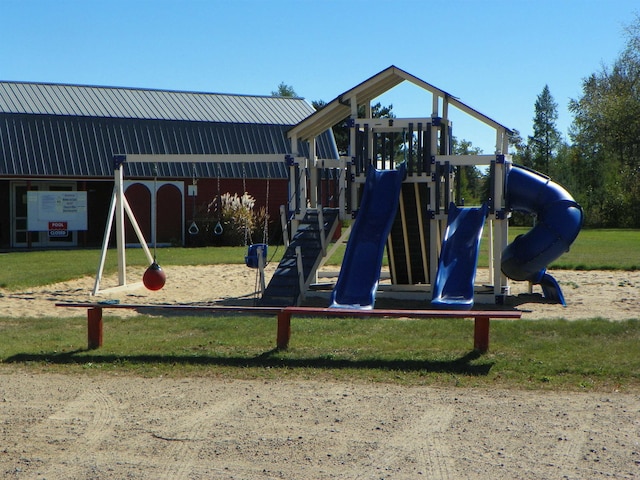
[309,138,318,208]
[338,157,347,221]
[115,164,127,286]
[92,186,118,295]
[317,204,326,255]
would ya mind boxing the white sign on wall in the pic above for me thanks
[27,191,88,232]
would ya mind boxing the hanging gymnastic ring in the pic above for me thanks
[188,221,200,235]
[213,221,223,236]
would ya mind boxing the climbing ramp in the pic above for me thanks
[260,208,340,307]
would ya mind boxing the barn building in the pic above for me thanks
[0,81,338,250]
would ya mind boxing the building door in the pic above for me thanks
[124,180,184,247]
[11,182,78,248]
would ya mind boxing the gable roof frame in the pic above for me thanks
[288,65,513,143]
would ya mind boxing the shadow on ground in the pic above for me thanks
[4,349,493,376]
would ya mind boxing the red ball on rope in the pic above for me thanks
[143,262,166,291]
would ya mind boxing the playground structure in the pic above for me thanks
[261,66,583,308]
[93,66,583,309]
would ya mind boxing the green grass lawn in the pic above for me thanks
[505,227,640,270]
[1,315,638,391]
[1,228,638,290]
[1,228,638,390]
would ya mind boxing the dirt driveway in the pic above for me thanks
[1,373,639,479]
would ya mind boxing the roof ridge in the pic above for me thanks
[0,80,305,100]
[0,81,312,124]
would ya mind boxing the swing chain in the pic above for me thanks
[188,163,200,235]
[263,170,270,245]
[242,163,250,246]
[212,164,223,235]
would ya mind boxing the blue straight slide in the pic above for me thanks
[330,162,406,309]
[501,165,583,306]
[431,203,489,309]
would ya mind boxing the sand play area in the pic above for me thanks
[1,266,639,479]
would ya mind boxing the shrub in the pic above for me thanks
[189,192,268,247]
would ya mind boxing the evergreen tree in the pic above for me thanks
[271,82,297,97]
[530,85,561,175]
[508,129,533,167]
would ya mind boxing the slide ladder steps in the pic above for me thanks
[260,208,339,306]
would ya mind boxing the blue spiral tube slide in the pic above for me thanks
[501,165,584,306]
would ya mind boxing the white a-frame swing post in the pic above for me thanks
[93,156,154,295]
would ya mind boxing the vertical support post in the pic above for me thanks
[441,99,450,155]
[338,157,346,221]
[298,158,308,220]
[444,161,451,213]
[429,123,440,284]
[257,245,266,295]
[114,162,127,286]
[474,316,490,353]
[93,185,118,295]
[492,156,509,300]
[279,205,290,247]
[399,194,413,284]
[276,310,292,350]
[349,98,359,212]
[87,307,103,349]
[295,246,305,304]
[309,137,318,208]
[317,204,326,255]
[415,183,429,283]
[407,123,414,174]
[488,219,494,285]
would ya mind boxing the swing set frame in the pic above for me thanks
[92,153,295,295]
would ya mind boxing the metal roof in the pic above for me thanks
[0,115,337,179]
[0,81,314,125]
[0,81,339,179]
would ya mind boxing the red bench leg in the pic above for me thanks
[87,307,103,350]
[277,311,291,350]
[474,317,490,353]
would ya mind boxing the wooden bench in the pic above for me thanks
[56,303,522,354]
[55,303,283,350]
[277,306,522,353]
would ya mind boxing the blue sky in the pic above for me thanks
[3,0,638,153]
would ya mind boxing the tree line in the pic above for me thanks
[510,15,640,228]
